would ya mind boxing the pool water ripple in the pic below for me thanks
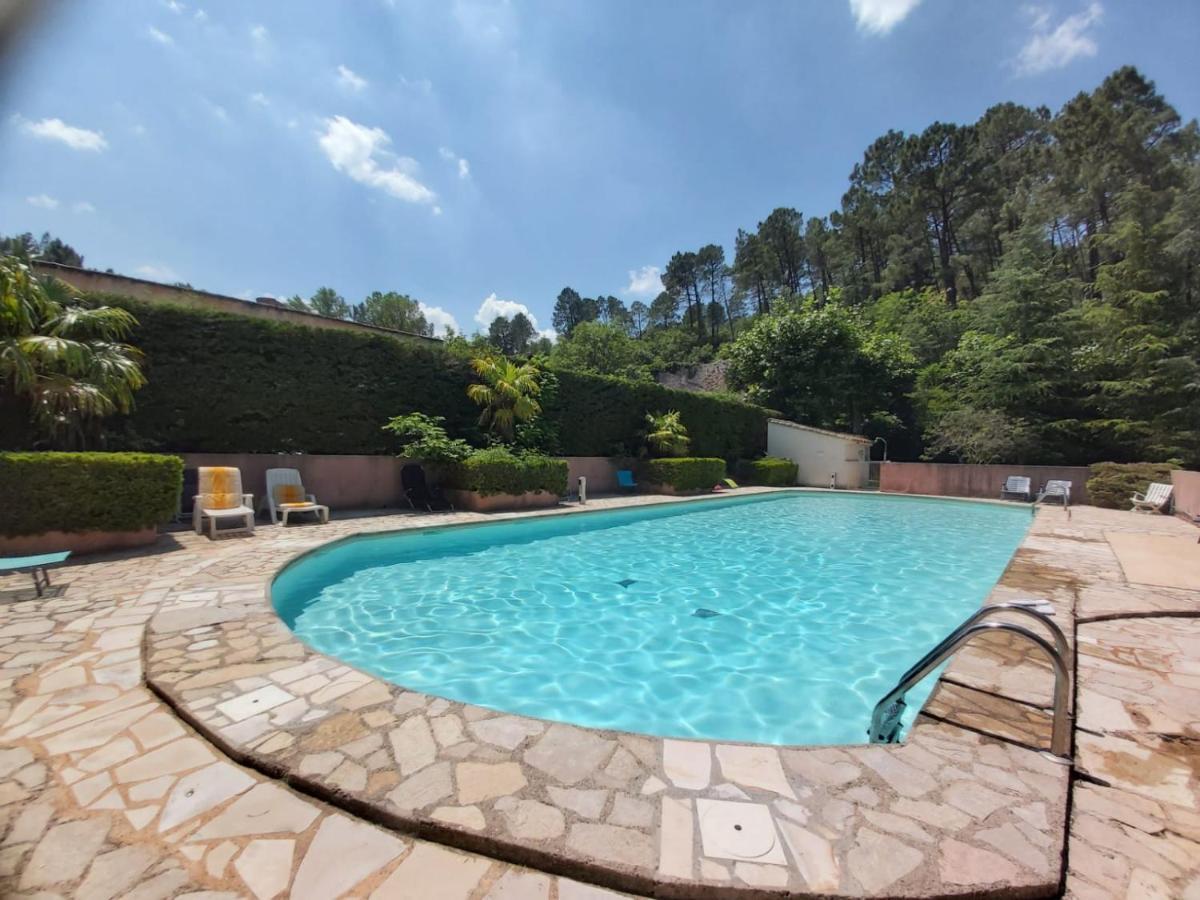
[273,492,1031,745]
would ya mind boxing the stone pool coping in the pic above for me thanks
[144,489,1072,898]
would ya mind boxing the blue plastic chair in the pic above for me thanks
[617,469,638,491]
[0,551,71,596]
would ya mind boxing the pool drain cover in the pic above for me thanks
[616,578,636,587]
[693,608,721,618]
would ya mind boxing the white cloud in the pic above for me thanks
[17,116,108,152]
[250,23,268,42]
[26,194,58,210]
[624,265,663,298]
[473,293,555,340]
[336,64,368,92]
[316,115,437,205]
[419,302,459,336]
[73,201,96,214]
[194,9,208,22]
[147,25,174,45]
[1015,3,1103,76]
[206,100,230,122]
[135,263,180,282]
[249,92,269,106]
[163,0,185,13]
[432,205,443,216]
[439,147,471,180]
[848,0,922,34]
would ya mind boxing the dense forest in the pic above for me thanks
[9,67,1197,466]
[528,66,1199,467]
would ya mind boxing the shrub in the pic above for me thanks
[1086,461,1180,509]
[736,456,798,486]
[381,413,471,463]
[443,447,568,496]
[639,457,727,492]
[0,452,183,536]
[6,295,771,460]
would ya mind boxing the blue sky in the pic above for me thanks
[2,1,1197,337]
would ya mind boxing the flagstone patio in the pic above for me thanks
[1,491,1197,898]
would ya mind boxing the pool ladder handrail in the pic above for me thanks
[868,601,1072,759]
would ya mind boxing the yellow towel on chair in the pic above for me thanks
[275,484,306,504]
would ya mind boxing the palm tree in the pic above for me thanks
[466,355,542,441]
[644,410,690,457]
[1,257,145,448]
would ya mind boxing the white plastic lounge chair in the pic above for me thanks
[0,551,70,596]
[193,467,255,538]
[1131,482,1173,514]
[1037,480,1072,507]
[1000,475,1032,501]
[263,468,329,526]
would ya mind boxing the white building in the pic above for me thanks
[766,418,872,489]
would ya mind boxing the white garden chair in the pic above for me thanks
[263,468,329,526]
[1037,480,1072,507]
[1000,475,1032,501]
[193,467,255,538]
[1131,482,1173,514]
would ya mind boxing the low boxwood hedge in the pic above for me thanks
[735,456,798,486]
[443,448,568,497]
[1086,461,1179,509]
[0,452,183,536]
[639,457,727,492]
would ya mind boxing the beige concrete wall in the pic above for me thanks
[766,420,869,488]
[35,262,440,345]
[181,454,621,510]
[1171,470,1200,521]
[880,463,1093,504]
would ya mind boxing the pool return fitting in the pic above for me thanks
[868,600,1072,759]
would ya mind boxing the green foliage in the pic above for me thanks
[1,232,84,267]
[549,321,651,381]
[1,262,145,448]
[350,291,432,336]
[725,302,914,434]
[638,457,727,492]
[0,296,770,459]
[735,456,798,486]
[1085,461,1180,509]
[543,370,767,460]
[467,355,543,441]
[486,313,535,356]
[0,451,182,536]
[381,412,472,463]
[922,407,1033,464]
[443,447,567,496]
[642,410,690,457]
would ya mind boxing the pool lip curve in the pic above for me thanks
[145,489,1068,898]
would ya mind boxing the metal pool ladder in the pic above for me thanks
[868,601,1073,759]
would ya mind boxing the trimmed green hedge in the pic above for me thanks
[0,452,183,536]
[639,458,727,492]
[735,456,799,486]
[1086,461,1179,509]
[4,294,767,460]
[443,448,568,496]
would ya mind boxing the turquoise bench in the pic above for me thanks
[0,551,71,596]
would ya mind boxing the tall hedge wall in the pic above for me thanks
[30,295,767,460]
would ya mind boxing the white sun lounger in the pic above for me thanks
[1000,475,1032,501]
[1131,482,1173,514]
[1037,480,1072,507]
[193,467,255,538]
[263,468,329,526]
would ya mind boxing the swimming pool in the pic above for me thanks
[272,492,1031,745]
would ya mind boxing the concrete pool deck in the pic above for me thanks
[0,490,1197,898]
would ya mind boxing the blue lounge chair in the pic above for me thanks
[617,469,638,491]
[0,551,71,596]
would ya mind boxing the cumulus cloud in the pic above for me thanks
[136,263,180,282]
[623,265,663,298]
[474,293,555,340]
[163,0,185,13]
[457,158,471,180]
[26,194,58,210]
[73,201,96,214]
[317,115,436,205]
[419,302,459,336]
[17,116,108,152]
[336,64,368,92]
[1015,3,1103,76]
[848,0,922,34]
[250,23,268,43]
[147,25,174,45]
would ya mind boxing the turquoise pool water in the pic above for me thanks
[273,492,1031,745]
